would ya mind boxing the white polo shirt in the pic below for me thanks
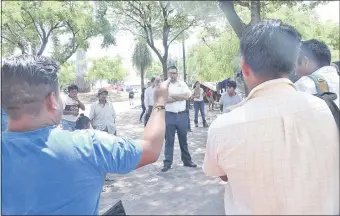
[295,66,339,108]
[166,81,191,113]
[144,86,154,107]
[203,78,339,215]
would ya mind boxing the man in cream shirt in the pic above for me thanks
[89,88,117,135]
[203,20,339,215]
[162,66,197,172]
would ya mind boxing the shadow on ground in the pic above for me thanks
[99,107,225,215]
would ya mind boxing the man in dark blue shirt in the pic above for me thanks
[1,55,170,215]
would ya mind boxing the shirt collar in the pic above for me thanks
[313,65,338,75]
[228,78,295,110]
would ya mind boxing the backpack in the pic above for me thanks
[307,74,339,130]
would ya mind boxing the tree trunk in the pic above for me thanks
[162,60,168,80]
[182,35,187,82]
[218,0,246,38]
[250,1,261,25]
[141,67,145,89]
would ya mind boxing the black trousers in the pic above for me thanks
[140,104,146,121]
[163,111,192,166]
[144,106,153,127]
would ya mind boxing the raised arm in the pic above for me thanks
[90,78,171,174]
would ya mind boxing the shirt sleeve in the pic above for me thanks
[203,128,226,177]
[182,82,192,95]
[91,130,143,174]
[219,94,224,105]
[88,104,95,121]
[144,88,149,107]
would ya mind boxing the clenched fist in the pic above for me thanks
[153,77,171,106]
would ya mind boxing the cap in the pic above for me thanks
[97,88,108,97]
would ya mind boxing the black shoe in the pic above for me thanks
[203,122,209,128]
[195,124,198,127]
[183,161,197,168]
[161,165,171,172]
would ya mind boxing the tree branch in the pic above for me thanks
[21,6,43,41]
[168,19,196,46]
[218,0,246,38]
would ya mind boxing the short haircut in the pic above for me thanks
[226,80,237,89]
[168,66,178,71]
[151,77,156,82]
[298,39,331,68]
[240,20,301,79]
[1,55,60,120]
[68,84,79,92]
[75,114,90,130]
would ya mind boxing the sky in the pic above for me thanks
[34,1,340,81]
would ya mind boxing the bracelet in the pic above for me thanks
[153,105,165,111]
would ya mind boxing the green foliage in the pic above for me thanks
[187,30,240,82]
[86,57,128,82]
[1,1,115,64]
[132,40,152,75]
[187,2,339,82]
[58,62,76,90]
[145,61,163,80]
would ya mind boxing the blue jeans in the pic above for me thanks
[62,120,76,131]
[193,101,206,124]
[163,112,192,166]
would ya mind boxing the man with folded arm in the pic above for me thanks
[1,55,171,215]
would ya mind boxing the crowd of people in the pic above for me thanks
[1,19,339,215]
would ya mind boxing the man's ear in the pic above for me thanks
[303,56,309,67]
[45,92,59,111]
[240,56,251,77]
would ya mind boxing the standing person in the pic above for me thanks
[162,66,197,172]
[144,78,155,126]
[203,20,339,215]
[89,88,117,136]
[192,81,208,127]
[207,89,214,111]
[295,39,339,108]
[62,84,85,131]
[2,55,171,215]
[128,89,135,106]
[140,83,149,122]
[186,98,192,132]
[218,80,242,113]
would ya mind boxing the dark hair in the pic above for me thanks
[151,77,156,82]
[240,20,301,79]
[75,114,90,130]
[168,66,178,71]
[193,81,200,89]
[298,39,331,68]
[1,55,59,120]
[226,80,237,89]
[68,84,78,92]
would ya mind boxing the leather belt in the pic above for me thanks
[166,111,186,115]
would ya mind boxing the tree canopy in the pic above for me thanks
[86,56,128,83]
[187,2,339,82]
[1,1,115,64]
[132,40,152,88]
[102,1,197,78]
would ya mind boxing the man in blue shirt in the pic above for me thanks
[1,55,170,215]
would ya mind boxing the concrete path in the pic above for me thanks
[97,104,226,215]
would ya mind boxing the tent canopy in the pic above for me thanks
[200,82,216,92]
